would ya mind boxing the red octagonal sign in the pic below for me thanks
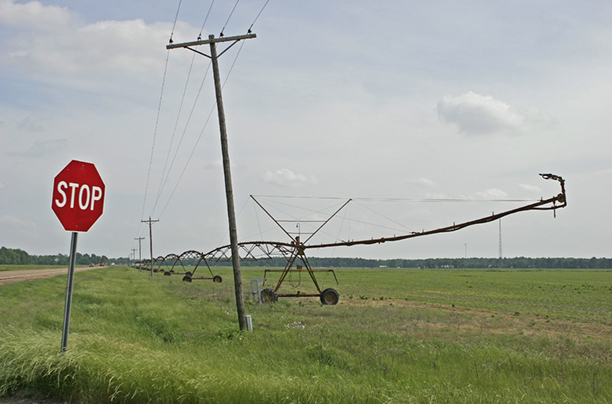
[52,160,106,232]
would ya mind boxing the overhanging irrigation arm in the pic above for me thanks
[306,173,567,250]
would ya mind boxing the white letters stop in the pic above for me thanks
[55,181,103,211]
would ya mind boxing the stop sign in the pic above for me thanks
[52,160,106,232]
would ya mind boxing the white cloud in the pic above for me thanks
[406,177,436,187]
[0,0,74,30]
[0,215,37,239]
[474,188,508,199]
[7,139,68,158]
[262,168,318,188]
[437,91,552,136]
[0,0,179,81]
[17,114,46,132]
[519,183,542,193]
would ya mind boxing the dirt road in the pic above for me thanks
[0,266,101,285]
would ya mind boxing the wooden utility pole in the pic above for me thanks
[167,33,256,331]
[141,217,159,277]
[130,248,137,266]
[135,236,145,268]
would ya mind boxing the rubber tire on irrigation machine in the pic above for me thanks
[182,272,192,283]
[213,275,222,283]
[164,271,172,276]
[320,288,340,305]
[260,288,278,304]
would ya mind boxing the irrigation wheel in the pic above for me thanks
[260,288,278,304]
[320,288,340,305]
[213,275,222,283]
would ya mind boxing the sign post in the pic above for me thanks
[52,160,105,352]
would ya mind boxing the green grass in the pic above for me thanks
[0,264,69,272]
[1,266,611,403]
[332,267,612,324]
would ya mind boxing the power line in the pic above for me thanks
[251,194,537,203]
[220,0,240,36]
[169,0,183,43]
[198,0,216,40]
[155,62,213,217]
[158,100,217,219]
[151,53,199,215]
[138,50,171,238]
[248,0,271,33]
[144,0,272,226]
[157,40,248,220]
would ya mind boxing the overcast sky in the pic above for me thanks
[1,0,611,260]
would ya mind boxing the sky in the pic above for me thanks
[1,0,611,261]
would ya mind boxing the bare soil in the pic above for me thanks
[0,267,100,285]
[0,390,66,404]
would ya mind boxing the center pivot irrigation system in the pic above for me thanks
[136,173,566,305]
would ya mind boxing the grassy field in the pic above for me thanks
[0,264,69,272]
[0,265,611,403]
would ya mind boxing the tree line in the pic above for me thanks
[186,256,612,269]
[3,246,611,269]
[0,246,113,266]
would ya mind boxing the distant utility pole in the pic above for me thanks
[130,248,137,266]
[135,237,145,264]
[498,219,503,259]
[167,33,256,331]
[141,217,159,277]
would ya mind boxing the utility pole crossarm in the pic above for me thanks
[166,33,257,50]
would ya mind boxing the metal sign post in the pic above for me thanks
[61,232,78,352]
[52,160,106,352]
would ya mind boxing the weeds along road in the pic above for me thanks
[0,267,102,403]
[0,267,102,285]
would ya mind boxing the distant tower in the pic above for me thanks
[498,219,503,259]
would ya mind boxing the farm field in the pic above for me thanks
[0,265,68,272]
[1,265,611,403]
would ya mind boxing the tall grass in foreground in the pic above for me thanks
[1,266,611,403]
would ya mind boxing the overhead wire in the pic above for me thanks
[330,202,352,257]
[157,99,217,219]
[198,0,216,40]
[151,54,199,216]
[136,0,183,243]
[137,50,171,239]
[152,0,218,218]
[220,0,240,36]
[157,40,249,220]
[169,0,183,43]
[352,200,414,233]
[155,61,213,216]
[248,0,271,33]
[251,195,537,203]
[139,0,272,249]
[250,194,539,247]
